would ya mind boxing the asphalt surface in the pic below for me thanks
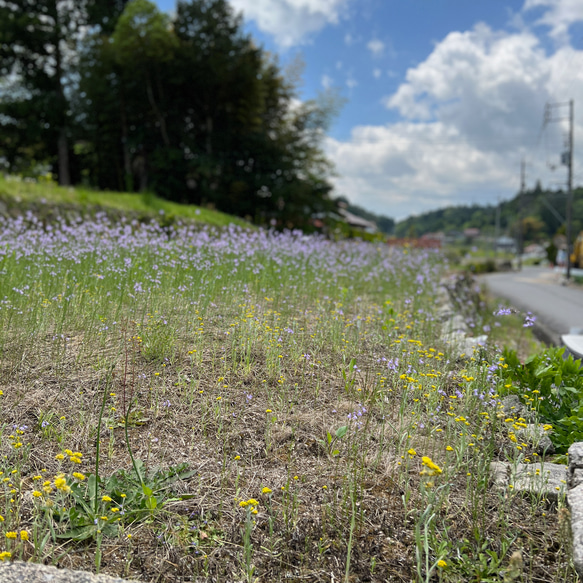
[481,266,583,346]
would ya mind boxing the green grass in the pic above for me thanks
[0,210,576,582]
[0,174,251,228]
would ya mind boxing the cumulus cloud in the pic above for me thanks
[523,0,583,43]
[229,0,351,47]
[326,23,583,219]
[367,39,384,56]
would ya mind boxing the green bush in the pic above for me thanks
[499,346,583,453]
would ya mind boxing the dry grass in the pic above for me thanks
[0,217,577,582]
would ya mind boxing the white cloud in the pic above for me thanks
[367,38,384,56]
[373,68,382,79]
[523,0,583,43]
[321,74,333,89]
[344,32,354,46]
[229,0,351,47]
[326,23,583,219]
[346,76,358,89]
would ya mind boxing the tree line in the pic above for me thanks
[0,0,341,228]
[394,184,583,243]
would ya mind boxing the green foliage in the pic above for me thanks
[318,425,348,457]
[49,461,195,541]
[465,258,497,274]
[394,186,583,243]
[499,346,583,452]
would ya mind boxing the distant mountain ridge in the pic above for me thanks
[393,185,583,241]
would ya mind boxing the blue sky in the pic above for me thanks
[155,0,583,220]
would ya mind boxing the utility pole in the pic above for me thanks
[544,100,575,279]
[566,99,574,280]
[495,197,500,258]
[517,159,525,271]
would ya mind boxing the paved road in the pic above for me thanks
[481,266,583,346]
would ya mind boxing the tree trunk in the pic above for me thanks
[145,73,170,148]
[119,84,133,191]
[58,127,71,186]
[54,4,71,186]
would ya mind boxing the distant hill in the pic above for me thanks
[394,185,583,241]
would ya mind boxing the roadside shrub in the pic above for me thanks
[498,346,583,452]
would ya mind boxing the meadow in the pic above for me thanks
[0,211,576,582]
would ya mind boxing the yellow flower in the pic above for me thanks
[5,532,17,539]
[64,449,73,456]
[32,491,42,498]
[420,456,442,476]
[102,495,112,502]
[262,487,272,494]
[234,455,240,460]
[407,448,417,457]
[266,409,272,413]
[20,530,28,541]
[73,472,86,481]
[54,477,69,493]
[55,454,65,461]
[437,559,447,568]
[111,508,120,513]
[446,446,453,451]
[0,551,11,561]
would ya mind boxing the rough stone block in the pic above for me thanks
[514,424,555,455]
[569,442,583,469]
[490,461,567,502]
[490,461,509,486]
[511,462,567,502]
[568,484,583,579]
[0,561,139,583]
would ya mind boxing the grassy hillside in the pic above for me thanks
[0,174,251,228]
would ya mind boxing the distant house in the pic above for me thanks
[496,236,516,252]
[463,228,480,239]
[444,231,464,244]
[337,208,377,234]
[419,232,444,249]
